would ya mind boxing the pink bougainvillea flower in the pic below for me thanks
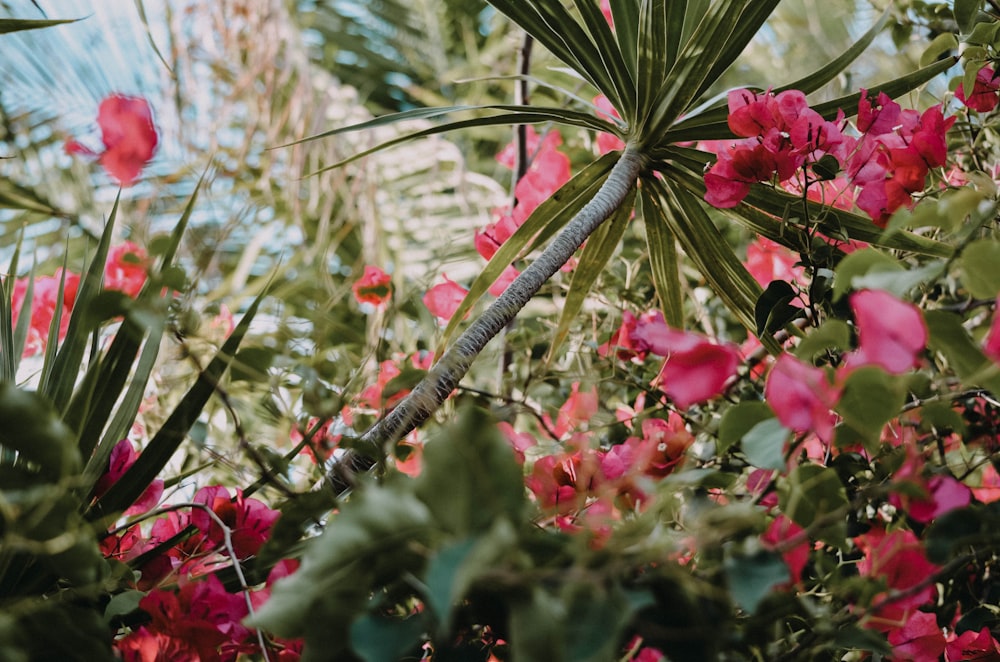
[634,321,741,409]
[423,275,469,322]
[291,417,342,464]
[351,265,392,306]
[847,289,928,375]
[946,627,1000,662]
[66,94,158,186]
[594,94,625,154]
[957,65,1000,113]
[190,486,281,560]
[890,468,971,524]
[92,439,164,516]
[764,354,841,442]
[984,296,1000,363]
[887,610,946,662]
[855,527,940,630]
[761,515,809,584]
[12,269,81,357]
[553,382,599,438]
[744,236,806,288]
[104,241,149,297]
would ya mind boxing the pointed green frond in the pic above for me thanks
[439,152,620,349]
[42,195,120,412]
[610,1,640,80]
[642,0,754,143]
[648,177,781,353]
[0,18,78,34]
[306,109,617,175]
[548,186,636,360]
[635,0,669,118]
[640,188,684,327]
[571,0,635,118]
[86,290,265,521]
[692,0,783,102]
[487,0,625,112]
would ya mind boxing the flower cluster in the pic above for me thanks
[11,241,149,357]
[704,88,954,226]
[66,94,158,186]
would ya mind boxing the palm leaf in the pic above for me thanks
[641,188,684,327]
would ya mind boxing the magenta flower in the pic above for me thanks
[351,265,392,306]
[846,289,927,375]
[66,94,158,186]
[764,354,841,442]
[423,275,469,322]
[956,65,1000,112]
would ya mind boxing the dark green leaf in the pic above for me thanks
[955,0,985,33]
[0,18,78,34]
[351,612,431,662]
[719,401,774,454]
[961,239,1000,299]
[754,280,802,336]
[724,549,789,613]
[741,418,790,471]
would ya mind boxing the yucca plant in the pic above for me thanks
[0,181,267,660]
[308,0,956,491]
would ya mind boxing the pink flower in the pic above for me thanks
[764,354,841,442]
[594,94,625,154]
[887,611,945,662]
[984,296,1000,363]
[351,265,392,306]
[553,382,599,437]
[957,66,1000,112]
[423,275,469,322]
[92,439,164,516]
[635,321,741,408]
[190,486,281,560]
[855,528,940,630]
[104,241,149,297]
[66,94,158,186]
[946,627,1000,662]
[761,514,809,583]
[744,237,805,288]
[847,290,927,374]
[12,269,81,357]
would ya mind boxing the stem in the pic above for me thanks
[322,145,646,493]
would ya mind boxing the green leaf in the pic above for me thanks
[836,367,906,446]
[248,483,433,657]
[922,32,959,67]
[925,310,1000,397]
[955,0,985,33]
[724,548,789,613]
[742,418,791,471]
[719,401,775,454]
[961,239,1000,299]
[795,319,851,362]
[87,291,265,520]
[44,194,121,412]
[850,261,945,299]
[103,590,145,623]
[415,406,525,536]
[350,612,430,662]
[832,248,902,301]
[778,464,848,544]
[0,383,78,480]
[548,187,635,358]
[648,176,781,353]
[754,280,803,336]
[0,18,79,34]
[641,189,684,327]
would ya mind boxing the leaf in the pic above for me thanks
[0,17,80,34]
[248,484,433,656]
[641,188,684,327]
[954,0,985,33]
[548,186,635,359]
[794,319,851,362]
[724,549,789,613]
[778,464,848,544]
[754,280,802,336]
[832,248,902,301]
[87,290,266,520]
[925,310,1000,397]
[741,418,791,471]
[415,406,525,536]
[961,239,1000,299]
[350,612,431,662]
[835,367,906,447]
[0,383,78,480]
[719,401,775,454]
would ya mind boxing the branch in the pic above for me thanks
[322,146,646,493]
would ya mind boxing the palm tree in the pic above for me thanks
[313,0,956,492]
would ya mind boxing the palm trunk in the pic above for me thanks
[323,145,645,494]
